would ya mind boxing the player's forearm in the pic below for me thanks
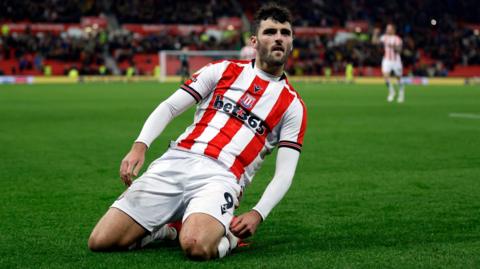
[252,148,300,220]
[135,102,175,147]
[135,90,195,147]
[252,174,293,220]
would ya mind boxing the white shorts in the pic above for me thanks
[111,149,241,233]
[381,59,403,77]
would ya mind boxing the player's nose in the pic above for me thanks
[274,32,283,41]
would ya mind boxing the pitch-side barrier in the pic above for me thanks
[0,75,475,86]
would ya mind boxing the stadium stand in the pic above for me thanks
[0,0,479,77]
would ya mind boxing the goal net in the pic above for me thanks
[158,50,241,82]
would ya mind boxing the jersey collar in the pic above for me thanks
[251,59,287,81]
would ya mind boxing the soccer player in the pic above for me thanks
[88,3,307,261]
[179,47,190,83]
[373,24,405,103]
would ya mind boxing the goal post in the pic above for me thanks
[158,50,241,82]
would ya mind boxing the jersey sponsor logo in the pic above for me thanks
[213,95,267,135]
[239,93,256,109]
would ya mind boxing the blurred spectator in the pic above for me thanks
[0,0,479,76]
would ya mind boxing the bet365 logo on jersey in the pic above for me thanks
[213,95,267,135]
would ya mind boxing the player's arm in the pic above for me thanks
[230,147,300,238]
[120,90,196,186]
[371,28,382,44]
[119,62,225,186]
[231,97,307,238]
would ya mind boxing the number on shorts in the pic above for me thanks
[220,192,234,214]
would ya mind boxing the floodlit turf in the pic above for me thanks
[1,81,479,268]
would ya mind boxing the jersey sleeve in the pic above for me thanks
[135,89,196,147]
[180,61,227,103]
[278,98,307,152]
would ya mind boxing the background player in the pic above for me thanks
[179,47,190,83]
[88,4,307,261]
[373,24,405,103]
[240,35,257,60]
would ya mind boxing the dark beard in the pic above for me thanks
[259,45,288,67]
[266,56,285,67]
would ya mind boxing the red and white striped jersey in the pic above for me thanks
[380,34,402,61]
[174,59,307,184]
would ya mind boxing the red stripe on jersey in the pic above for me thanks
[384,36,389,60]
[178,63,245,149]
[386,40,391,60]
[285,81,307,145]
[183,60,228,85]
[230,87,296,179]
[390,36,394,60]
[387,36,393,60]
[203,76,270,159]
[297,99,307,145]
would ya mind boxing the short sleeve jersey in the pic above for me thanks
[175,59,307,184]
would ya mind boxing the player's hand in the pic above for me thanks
[119,142,147,187]
[230,210,262,239]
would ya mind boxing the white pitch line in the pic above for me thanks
[449,113,480,119]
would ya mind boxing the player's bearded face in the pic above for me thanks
[255,19,293,67]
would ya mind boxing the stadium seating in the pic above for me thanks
[0,0,479,77]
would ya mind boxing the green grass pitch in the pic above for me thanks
[1,82,479,268]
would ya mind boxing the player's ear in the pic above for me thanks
[251,35,258,49]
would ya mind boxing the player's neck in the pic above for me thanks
[255,59,284,77]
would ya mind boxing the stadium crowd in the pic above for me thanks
[0,0,479,76]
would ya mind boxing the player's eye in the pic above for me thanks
[281,29,291,36]
[263,29,277,35]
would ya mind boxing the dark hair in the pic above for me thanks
[252,3,293,34]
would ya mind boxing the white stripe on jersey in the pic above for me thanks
[281,99,303,141]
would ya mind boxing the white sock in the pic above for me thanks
[389,83,395,96]
[217,236,230,258]
[128,225,176,250]
[217,232,239,258]
[398,84,405,97]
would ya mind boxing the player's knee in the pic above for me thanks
[180,235,214,260]
[88,231,121,252]
[185,244,213,261]
[88,233,108,251]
